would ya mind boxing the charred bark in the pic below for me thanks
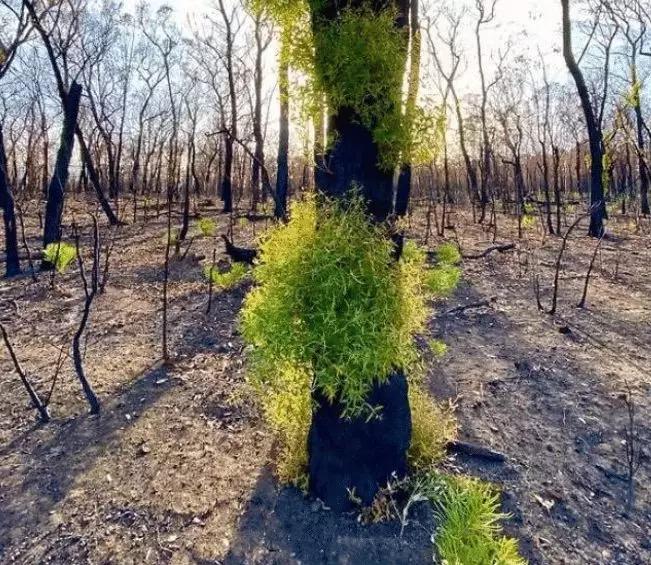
[0,125,21,277]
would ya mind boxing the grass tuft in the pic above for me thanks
[197,217,217,237]
[427,474,526,565]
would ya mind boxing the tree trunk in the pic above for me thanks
[275,56,290,219]
[0,125,21,277]
[42,81,83,261]
[307,0,412,512]
[561,0,605,237]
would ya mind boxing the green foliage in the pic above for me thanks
[408,385,456,470]
[428,339,448,359]
[196,217,217,237]
[241,196,430,418]
[254,362,311,488]
[624,79,642,109]
[203,263,249,289]
[436,242,461,266]
[44,242,76,273]
[312,7,406,169]
[426,265,461,298]
[431,475,526,565]
[523,202,536,216]
[521,215,536,231]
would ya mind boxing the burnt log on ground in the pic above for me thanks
[308,370,411,512]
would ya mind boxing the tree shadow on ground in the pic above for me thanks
[427,282,650,564]
[220,467,435,565]
[0,361,175,557]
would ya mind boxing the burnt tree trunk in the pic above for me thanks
[0,125,21,277]
[562,0,606,236]
[42,81,83,264]
[307,0,412,512]
[275,56,290,219]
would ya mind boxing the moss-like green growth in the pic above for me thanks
[197,217,217,237]
[43,242,76,273]
[432,475,526,565]
[241,196,430,419]
[203,263,249,290]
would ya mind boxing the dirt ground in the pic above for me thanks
[0,199,649,564]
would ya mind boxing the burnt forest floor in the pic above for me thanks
[0,197,649,564]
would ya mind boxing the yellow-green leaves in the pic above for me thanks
[203,263,249,289]
[313,7,406,169]
[241,196,431,418]
[44,242,76,273]
[196,217,217,237]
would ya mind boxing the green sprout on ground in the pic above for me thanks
[43,242,76,273]
[197,217,217,237]
[426,265,461,297]
[430,475,526,565]
[436,242,461,265]
[521,215,536,231]
[203,262,249,290]
[428,339,448,359]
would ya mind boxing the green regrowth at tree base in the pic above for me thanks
[423,474,527,565]
[44,242,77,273]
[241,198,462,484]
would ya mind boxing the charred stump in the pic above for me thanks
[308,370,411,511]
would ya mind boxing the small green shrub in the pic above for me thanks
[43,242,76,273]
[426,265,461,298]
[521,215,536,231]
[436,242,461,265]
[203,263,249,289]
[432,475,526,565]
[408,385,457,470]
[241,196,430,418]
[197,217,217,237]
[428,339,448,359]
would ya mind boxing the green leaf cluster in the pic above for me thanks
[203,263,249,289]
[431,475,526,565]
[312,7,406,169]
[196,217,217,237]
[44,242,76,273]
[241,195,430,418]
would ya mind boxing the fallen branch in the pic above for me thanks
[448,440,507,463]
[462,243,516,260]
[443,297,497,316]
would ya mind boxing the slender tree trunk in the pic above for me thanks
[42,81,83,261]
[275,56,290,219]
[0,124,21,276]
[561,0,605,237]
